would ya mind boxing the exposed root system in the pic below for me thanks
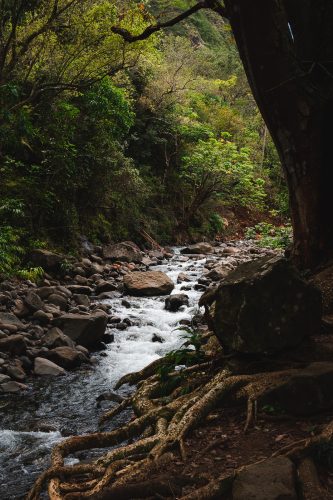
[28,353,333,499]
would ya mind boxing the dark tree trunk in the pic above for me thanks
[224,0,333,268]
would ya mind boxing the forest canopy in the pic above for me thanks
[0,0,288,275]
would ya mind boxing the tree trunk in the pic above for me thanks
[224,0,333,268]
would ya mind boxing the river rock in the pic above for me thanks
[24,291,45,312]
[206,266,230,281]
[213,256,322,354]
[29,249,63,272]
[53,311,108,348]
[67,285,93,295]
[73,294,90,307]
[177,272,190,283]
[260,362,333,415]
[0,374,11,384]
[47,293,68,310]
[12,299,30,318]
[0,335,27,355]
[181,242,213,255]
[43,327,75,348]
[95,281,117,295]
[0,312,23,329]
[6,363,26,381]
[35,286,59,299]
[33,310,52,324]
[0,381,28,393]
[233,456,297,500]
[34,357,65,376]
[221,246,241,256]
[45,346,88,369]
[103,242,143,263]
[123,271,174,296]
[165,294,189,312]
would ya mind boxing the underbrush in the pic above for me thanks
[245,221,292,249]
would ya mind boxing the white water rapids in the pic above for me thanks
[0,250,210,499]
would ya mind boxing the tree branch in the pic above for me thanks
[111,1,228,43]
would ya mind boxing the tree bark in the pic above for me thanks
[224,0,333,268]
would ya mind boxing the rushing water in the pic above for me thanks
[0,250,210,499]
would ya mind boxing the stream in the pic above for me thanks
[0,249,212,499]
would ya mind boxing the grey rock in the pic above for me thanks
[0,312,23,329]
[29,249,63,272]
[6,364,26,381]
[181,242,213,255]
[24,291,45,312]
[103,241,143,263]
[260,362,333,416]
[53,311,108,348]
[177,272,190,283]
[47,293,68,310]
[35,286,59,299]
[43,327,75,348]
[206,266,230,281]
[95,281,117,295]
[165,294,189,312]
[213,256,322,354]
[12,299,30,318]
[233,456,297,500]
[44,346,88,369]
[34,357,65,376]
[0,380,28,392]
[73,294,90,307]
[0,335,27,355]
[67,285,93,295]
[124,271,174,297]
[33,310,52,325]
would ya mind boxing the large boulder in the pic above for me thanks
[103,242,143,263]
[165,294,189,312]
[29,249,63,272]
[53,311,108,348]
[181,242,213,255]
[213,256,322,354]
[34,357,65,376]
[233,456,297,500]
[44,346,88,369]
[124,271,174,296]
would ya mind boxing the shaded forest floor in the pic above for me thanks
[137,405,333,498]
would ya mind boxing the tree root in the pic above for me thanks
[29,357,333,499]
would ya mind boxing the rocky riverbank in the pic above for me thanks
[0,240,276,394]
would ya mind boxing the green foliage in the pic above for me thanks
[245,222,292,249]
[0,0,288,252]
[17,267,44,283]
[180,138,266,219]
[0,226,25,277]
[156,328,204,395]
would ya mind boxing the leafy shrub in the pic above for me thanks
[245,222,292,249]
[0,226,24,277]
[17,267,44,283]
[156,328,204,396]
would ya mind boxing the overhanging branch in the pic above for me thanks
[111,1,228,43]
